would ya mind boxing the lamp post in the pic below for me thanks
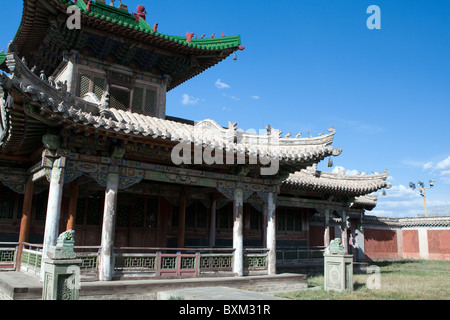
[409,180,435,217]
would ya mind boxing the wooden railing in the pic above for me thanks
[3,243,289,279]
[276,246,326,264]
[113,247,238,277]
[20,243,43,276]
[0,242,19,271]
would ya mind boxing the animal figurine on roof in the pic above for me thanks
[186,32,195,43]
[133,5,148,22]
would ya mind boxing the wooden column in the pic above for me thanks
[341,210,348,254]
[65,181,79,231]
[16,179,34,271]
[233,188,244,276]
[99,169,119,281]
[208,196,217,248]
[354,219,365,262]
[323,209,331,247]
[41,158,66,281]
[177,189,186,248]
[265,192,277,275]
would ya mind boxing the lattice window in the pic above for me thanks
[35,191,48,221]
[77,73,106,100]
[277,209,286,231]
[294,214,302,231]
[250,206,261,230]
[16,194,23,220]
[86,193,102,226]
[132,198,145,228]
[144,88,157,116]
[186,204,195,228]
[117,204,129,227]
[78,74,91,97]
[277,207,302,232]
[75,198,85,225]
[197,203,207,228]
[93,77,106,100]
[0,188,15,219]
[185,202,208,229]
[131,87,144,113]
[130,85,159,116]
[146,198,158,228]
[110,87,130,111]
[171,205,179,227]
[217,203,232,229]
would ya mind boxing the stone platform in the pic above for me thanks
[0,271,307,300]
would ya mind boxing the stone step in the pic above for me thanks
[0,271,307,300]
[78,273,307,300]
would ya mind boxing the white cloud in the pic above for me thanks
[371,184,422,217]
[331,166,359,176]
[181,94,200,106]
[384,184,416,199]
[215,79,230,89]
[422,155,450,184]
[222,93,240,101]
[402,159,426,169]
[250,96,260,100]
[423,161,434,170]
[372,182,450,217]
[440,170,450,183]
[436,156,450,170]
[387,175,395,182]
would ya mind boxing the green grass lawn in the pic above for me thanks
[278,260,450,300]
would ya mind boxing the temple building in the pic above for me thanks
[0,0,390,281]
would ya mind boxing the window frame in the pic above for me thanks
[76,69,161,117]
[276,207,303,233]
[131,81,160,116]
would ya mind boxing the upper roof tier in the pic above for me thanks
[12,0,243,90]
[1,52,342,176]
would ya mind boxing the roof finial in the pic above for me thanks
[133,5,147,22]
[186,32,195,43]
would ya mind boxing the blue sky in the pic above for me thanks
[1,0,449,217]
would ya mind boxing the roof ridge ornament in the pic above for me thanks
[133,4,147,22]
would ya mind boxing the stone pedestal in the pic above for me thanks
[42,230,81,300]
[42,258,82,300]
[324,254,353,292]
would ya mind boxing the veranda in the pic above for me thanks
[0,148,329,281]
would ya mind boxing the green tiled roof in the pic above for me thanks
[64,0,241,51]
[0,53,6,66]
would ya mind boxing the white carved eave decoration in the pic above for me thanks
[283,167,389,195]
